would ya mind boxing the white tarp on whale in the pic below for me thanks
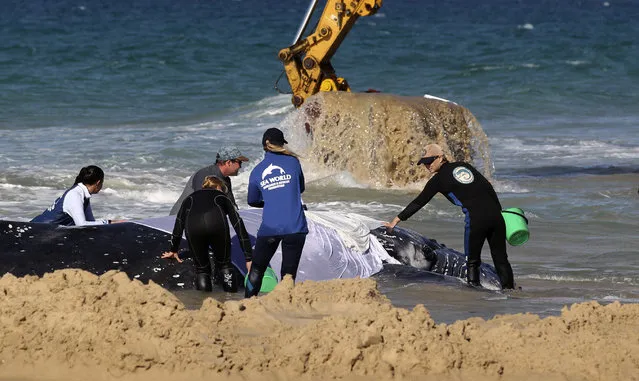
[134,209,398,282]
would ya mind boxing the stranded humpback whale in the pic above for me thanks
[0,209,502,290]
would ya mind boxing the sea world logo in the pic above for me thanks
[261,163,284,180]
[260,163,292,190]
[453,166,474,184]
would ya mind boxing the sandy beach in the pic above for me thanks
[1,269,637,381]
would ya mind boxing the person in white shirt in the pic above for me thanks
[31,165,114,226]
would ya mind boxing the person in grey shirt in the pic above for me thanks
[169,146,249,215]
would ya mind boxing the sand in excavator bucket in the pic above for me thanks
[284,92,493,187]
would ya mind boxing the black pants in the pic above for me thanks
[245,232,307,297]
[185,212,236,291]
[464,212,514,289]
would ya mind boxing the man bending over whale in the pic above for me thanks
[169,146,248,214]
[384,143,515,289]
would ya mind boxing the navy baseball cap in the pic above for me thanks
[262,128,288,146]
[417,156,439,166]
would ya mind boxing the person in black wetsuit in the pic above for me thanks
[384,143,515,289]
[162,176,253,292]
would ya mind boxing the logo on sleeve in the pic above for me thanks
[260,163,291,190]
[453,166,474,184]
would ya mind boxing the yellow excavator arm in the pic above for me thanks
[277,0,382,107]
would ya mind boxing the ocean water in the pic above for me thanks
[1,0,638,323]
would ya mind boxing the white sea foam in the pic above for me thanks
[492,179,530,194]
[102,188,180,204]
[0,183,50,191]
[565,60,589,66]
[239,95,292,119]
[309,200,398,217]
[520,273,639,286]
[490,136,639,167]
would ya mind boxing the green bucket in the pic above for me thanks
[244,267,278,293]
[501,207,530,246]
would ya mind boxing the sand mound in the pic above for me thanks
[286,92,492,187]
[1,269,638,381]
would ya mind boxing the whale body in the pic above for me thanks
[370,226,501,289]
[0,209,501,290]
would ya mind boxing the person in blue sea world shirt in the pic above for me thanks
[245,127,308,297]
[31,165,115,226]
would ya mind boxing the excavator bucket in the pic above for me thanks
[277,0,383,108]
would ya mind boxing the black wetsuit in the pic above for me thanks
[169,189,252,292]
[397,161,514,289]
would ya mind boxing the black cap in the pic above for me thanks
[417,156,438,166]
[262,127,288,146]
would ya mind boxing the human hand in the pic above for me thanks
[383,217,400,234]
[246,261,252,273]
[161,251,183,263]
[383,222,395,234]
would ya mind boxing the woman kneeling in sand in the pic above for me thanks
[162,176,253,292]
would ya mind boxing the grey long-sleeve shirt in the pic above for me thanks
[169,164,237,215]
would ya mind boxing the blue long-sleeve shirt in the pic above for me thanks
[247,151,308,236]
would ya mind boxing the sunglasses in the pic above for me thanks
[417,156,440,166]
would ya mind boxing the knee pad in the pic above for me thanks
[219,265,238,293]
[245,267,264,298]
